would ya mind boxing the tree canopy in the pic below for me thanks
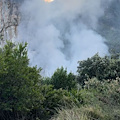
[77,53,120,85]
[51,67,77,90]
[0,41,43,119]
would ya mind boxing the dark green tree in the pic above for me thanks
[51,67,77,90]
[77,53,120,85]
[0,41,43,119]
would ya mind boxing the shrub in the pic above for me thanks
[51,106,105,120]
[33,85,82,120]
[51,67,77,90]
[77,54,120,85]
[0,41,43,119]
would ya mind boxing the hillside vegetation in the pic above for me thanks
[0,41,120,120]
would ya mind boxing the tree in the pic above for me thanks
[0,41,43,119]
[51,67,77,90]
[77,53,120,85]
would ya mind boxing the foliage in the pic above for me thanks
[77,53,120,85]
[83,77,120,119]
[0,41,43,119]
[84,77,120,105]
[51,106,105,120]
[1,42,120,120]
[0,42,83,120]
[42,77,52,85]
[51,67,77,90]
[52,77,120,120]
[33,85,83,120]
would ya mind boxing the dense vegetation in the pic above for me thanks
[0,41,120,120]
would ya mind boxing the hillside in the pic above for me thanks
[98,0,120,53]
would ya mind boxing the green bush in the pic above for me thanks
[0,42,82,120]
[83,78,120,120]
[51,67,77,90]
[84,78,120,105]
[33,85,83,120]
[77,54,120,85]
[0,41,43,119]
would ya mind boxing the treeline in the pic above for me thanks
[0,41,120,120]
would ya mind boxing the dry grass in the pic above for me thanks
[51,106,104,120]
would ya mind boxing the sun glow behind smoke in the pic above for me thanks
[44,0,54,2]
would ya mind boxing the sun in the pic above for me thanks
[44,0,54,3]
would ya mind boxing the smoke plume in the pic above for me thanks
[18,0,112,76]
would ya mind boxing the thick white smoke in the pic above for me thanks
[18,0,112,76]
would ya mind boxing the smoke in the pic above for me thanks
[18,0,112,76]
